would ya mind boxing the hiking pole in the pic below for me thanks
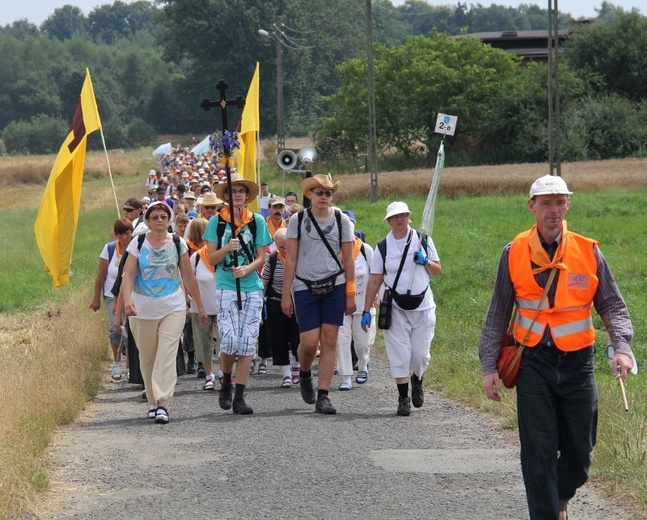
[617,366,629,412]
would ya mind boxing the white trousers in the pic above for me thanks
[383,306,435,379]
[129,310,186,407]
[337,311,375,376]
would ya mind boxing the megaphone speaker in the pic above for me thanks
[277,149,298,170]
[297,146,318,166]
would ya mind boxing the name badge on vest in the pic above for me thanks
[567,273,590,290]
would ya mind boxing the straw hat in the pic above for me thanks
[302,174,340,195]
[201,192,223,206]
[214,172,259,204]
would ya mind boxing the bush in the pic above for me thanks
[1,114,68,154]
[125,117,156,148]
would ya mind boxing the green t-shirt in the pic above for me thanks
[203,213,272,292]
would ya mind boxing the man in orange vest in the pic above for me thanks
[478,175,634,520]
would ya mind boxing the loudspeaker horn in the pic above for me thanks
[277,149,298,170]
[297,146,318,166]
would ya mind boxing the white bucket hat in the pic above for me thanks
[384,201,411,221]
[529,175,572,200]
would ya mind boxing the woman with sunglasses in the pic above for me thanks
[120,201,208,424]
[282,174,356,415]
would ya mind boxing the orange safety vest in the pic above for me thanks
[508,229,599,352]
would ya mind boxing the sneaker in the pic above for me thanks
[111,361,122,381]
[355,370,369,385]
[281,376,292,388]
[257,362,267,375]
[147,406,157,419]
[411,376,424,408]
[219,383,233,410]
[338,380,352,391]
[203,376,216,391]
[155,406,169,424]
[299,376,316,404]
[186,361,197,375]
[197,363,206,378]
[315,395,337,414]
[232,397,253,415]
[397,396,411,416]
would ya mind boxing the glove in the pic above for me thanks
[413,249,428,265]
[361,311,371,329]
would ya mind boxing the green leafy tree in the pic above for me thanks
[2,114,67,154]
[40,5,88,41]
[564,11,647,102]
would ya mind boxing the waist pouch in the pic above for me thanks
[297,271,342,296]
[392,287,427,310]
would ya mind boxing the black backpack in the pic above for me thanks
[214,214,258,264]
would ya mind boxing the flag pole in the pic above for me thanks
[98,127,121,219]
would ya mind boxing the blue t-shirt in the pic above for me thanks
[203,213,272,292]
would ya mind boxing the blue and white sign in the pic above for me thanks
[434,113,458,136]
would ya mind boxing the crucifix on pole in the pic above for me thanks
[201,79,245,309]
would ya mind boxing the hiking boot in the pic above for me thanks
[219,383,233,410]
[299,377,316,404]
[232,397,253,415]
[397,396,411,416]
[411,376,424,408]
[315,395,337,415]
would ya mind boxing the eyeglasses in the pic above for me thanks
[537,200,568,209]
[123,207,136,212]
[312,189,333,197]
[231,189,248,195]
[148,214,169,221]
[202,205,218,210]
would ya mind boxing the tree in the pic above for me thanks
[564,12,647,102]
[40,5,87,41]
[317,32,522,165]
[2,114,67,154]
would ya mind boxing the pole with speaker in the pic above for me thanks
[276,146,318,207]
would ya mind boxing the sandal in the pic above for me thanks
[258,362,267,375]
[203,377,216,391]
[291,370,300,385]
[281,376,292,388]
[356,370,369,384]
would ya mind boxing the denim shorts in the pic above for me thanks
[294,284,345,333]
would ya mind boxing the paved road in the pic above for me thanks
[32,354,627,519]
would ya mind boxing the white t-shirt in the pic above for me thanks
[190,253,218,315]
[99,242,122,298]
[353,242,373,315]
[126,234,188,319]
[370,229,439,311]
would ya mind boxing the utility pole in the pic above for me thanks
[366,0,379,201]
[275,21,285,154]
[547,0,561,176]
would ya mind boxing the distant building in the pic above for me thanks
[454,21,593,63]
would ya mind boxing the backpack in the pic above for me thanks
[214,214,258,264]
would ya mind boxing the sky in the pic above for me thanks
[0,0,643,27]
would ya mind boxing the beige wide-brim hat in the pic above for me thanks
[214,172,259,204]
[201,192,224,205]
[302,174,340,196]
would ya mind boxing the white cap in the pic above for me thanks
[529,175,572,200]
[149,169,156,175]
[384,201,411,221]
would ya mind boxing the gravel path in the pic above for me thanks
[32,354,629,519]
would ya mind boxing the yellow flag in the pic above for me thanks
[238,62,260,212]
[34,69,102,287]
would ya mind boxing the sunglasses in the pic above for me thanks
[123,207,136,212]
[312,189,333,197]
[202,205,218,210]
[148,214,169,221]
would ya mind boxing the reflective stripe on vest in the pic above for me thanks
[509,228,599,352]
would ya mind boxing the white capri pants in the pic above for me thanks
[383,305,436,379]
[337,309,376,376]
